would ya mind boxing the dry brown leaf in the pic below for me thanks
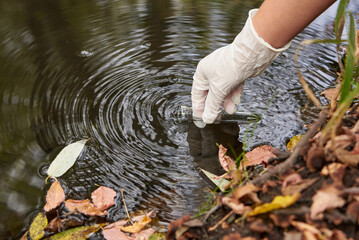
[269,214,295,228]
[249,219,273,233]
[132,210,155,223]
[130,228,156,240]
[102,227,131,240]
[346,201,359,223]
[221,197,252,215]
[281,178,318,196]
[120,216,151,234]
[166,215,191,240]
[291,221,322,240]
[65,199,107,216]
[282,173,302,188]
[232,183,260,200]
[104,220,127,229]
[244,145,278,167]
[335,143,359,167]
[45,217,62,233]
[218,144,236,172]
[222,233,242,240]
[321,86,340,101]
[304,141,325,172]
[91,186,117,211]
[44,180,65,212]
[310,185,345,220]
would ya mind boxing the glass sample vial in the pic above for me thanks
[174,105,260,128]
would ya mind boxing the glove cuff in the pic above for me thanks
[247,9,291,52]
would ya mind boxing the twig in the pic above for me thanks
[208,210,234,232]
[250,109,328,186]
[121,189,133,224]
[201,205,220,223]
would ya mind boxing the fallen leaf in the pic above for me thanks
[44,180,65,212]
[29,213,48,240]
[269,214,295,228]
[248,192,300,216]
[249,219,273,233]
[346,201,359,223]
[200,168,230,192]
[91,186,117,211]
[131,228,156,240]
[310,185,345,220]
[218,144,236,171]
[19,231,29,240]
[282,173,302,188]
[166,215,190,240]
[65,199,107,216]
[232,183,260,200]
[291,221,323,240]
[321,86,340,101]
[244,145,278,167]
[283,231,302,240]
[221,197,252,215]
[222,233,242,240]
[104,220,127,229]
[48,224,104,240]
[183,219,203,228]
[281,178,318,196]
[102,227,131,240]
[120,215,152,234]
[148,233,166,240]
[304,141,326,172]
[287,135,304,152]
[45,217,62,233]
[47,139,90,177]
[132,210,155,223]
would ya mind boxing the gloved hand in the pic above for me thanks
[191,9,291,126]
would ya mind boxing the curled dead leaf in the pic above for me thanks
[269,214,295,228]
[281,178,318,196]
[249,219,273,233]
[218,144,236,172]
[291,221,323,240]
[221,197,252,215]
[282,173,302,188]
[346,201,359,223]
[120,215,151,234]
[232,183,260,200]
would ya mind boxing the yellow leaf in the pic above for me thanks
[287,135,304,152]
[29,213,48,240]
[48,224,105,240]
[248,192,300,216]
[120,215,152,233]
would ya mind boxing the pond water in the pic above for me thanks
[0,0,356,238]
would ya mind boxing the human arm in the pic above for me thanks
[191,0,337,126]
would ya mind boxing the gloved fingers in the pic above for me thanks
[223,83,244,114]
[191,76,209,120]
[202,87,224,124]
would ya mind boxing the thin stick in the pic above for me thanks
[250,109,328,186]
[208,210,234,232]
[121,189,133,224]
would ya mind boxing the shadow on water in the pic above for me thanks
[0,0,357,238]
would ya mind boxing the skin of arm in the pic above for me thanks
[252,0,337,48]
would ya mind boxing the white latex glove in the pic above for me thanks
[191,9,291,126]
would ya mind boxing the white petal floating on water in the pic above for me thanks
[47,139,90,178]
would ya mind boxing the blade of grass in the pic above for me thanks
[340,12,356,104]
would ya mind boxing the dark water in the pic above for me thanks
[0,0,357,238]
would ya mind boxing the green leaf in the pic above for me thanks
[149,233,166,240]
[340,12,356,104]
[29,213,48,240]
[334,0,348,39]
[48,224,104,240]
[200,168,230,192]
[47,139,90,177]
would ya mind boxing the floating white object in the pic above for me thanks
[47,139,90,177]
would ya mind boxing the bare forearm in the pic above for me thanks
[252,0,337,48]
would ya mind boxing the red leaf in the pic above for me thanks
[44,180,65,212]
[65,199,107,216]
[244,145,278,167]
[102,227,130,240]
[91,186,117,211]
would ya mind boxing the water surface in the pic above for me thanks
[0,0,352,238]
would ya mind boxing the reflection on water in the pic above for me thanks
[0,0,353,238]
